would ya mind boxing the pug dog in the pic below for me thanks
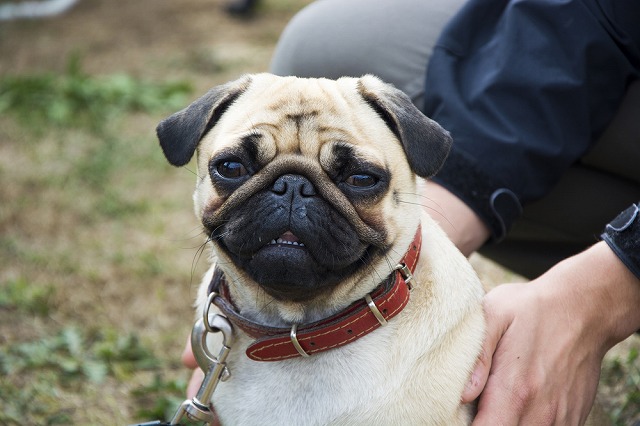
[157,73,485,425]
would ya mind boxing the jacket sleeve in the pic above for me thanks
[423,0,640,241]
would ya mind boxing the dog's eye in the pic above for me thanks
[217,161,248,179]
[345,174,378,188]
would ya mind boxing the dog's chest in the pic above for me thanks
[209,322,473,426]
[213,331,394,425]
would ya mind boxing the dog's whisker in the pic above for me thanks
[359,255,384,285]
[183,166,199,178]
[396,191,448,213]
[396,196,456,232]
[190,238,211,281]
[257,292,278,316]
[208,222,234,243]
[180,230,211,249]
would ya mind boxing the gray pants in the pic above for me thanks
[270,0,640,278]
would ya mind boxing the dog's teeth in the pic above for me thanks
[268,238,305,247]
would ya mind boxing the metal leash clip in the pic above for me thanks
[132,293,234,426]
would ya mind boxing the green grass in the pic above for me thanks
[0,325,185,425]
[0,276,186,424]
[0,56,192,133]
[0,277,55,316]
[601,347,640,425]
[0,58,196,424]
[131,374,189,421]
[1,327,154,384]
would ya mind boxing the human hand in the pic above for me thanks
[462,242,640,425]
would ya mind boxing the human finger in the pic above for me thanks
[461,289,511,403]
[181,335,198,369]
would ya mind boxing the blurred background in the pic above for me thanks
[0,0,638,424]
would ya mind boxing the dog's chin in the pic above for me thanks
[225,241,369,303]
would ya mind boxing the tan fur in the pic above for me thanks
[162,74,486,425]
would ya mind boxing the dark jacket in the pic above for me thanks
[424,0,640,277]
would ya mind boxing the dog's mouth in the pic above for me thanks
[215,225,371,302]
[241,229,340,301]
[267,231,306,249]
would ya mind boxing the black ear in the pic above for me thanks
[357,75,452,178]
[156,75,252,166]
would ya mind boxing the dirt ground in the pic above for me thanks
[0,0,292,84]
[0,1,314,423]
[0,0,638,424]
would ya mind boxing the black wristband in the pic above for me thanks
[601,202,640,280]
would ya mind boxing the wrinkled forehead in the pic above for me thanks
[198,76,400,168]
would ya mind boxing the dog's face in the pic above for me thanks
[157,74,451,306]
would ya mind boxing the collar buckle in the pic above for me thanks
[364,293,388,326]
[395,263,414,291]
[290,324,311,358]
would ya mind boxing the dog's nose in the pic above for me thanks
[272,174,317,197]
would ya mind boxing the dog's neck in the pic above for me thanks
[206,225,422,361]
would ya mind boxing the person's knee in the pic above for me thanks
[270,0,466,105]
[270,0,344,77]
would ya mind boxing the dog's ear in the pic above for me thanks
[357,75,452,178]
[157,75,252,167]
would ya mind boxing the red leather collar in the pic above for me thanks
[207,225,422,362]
